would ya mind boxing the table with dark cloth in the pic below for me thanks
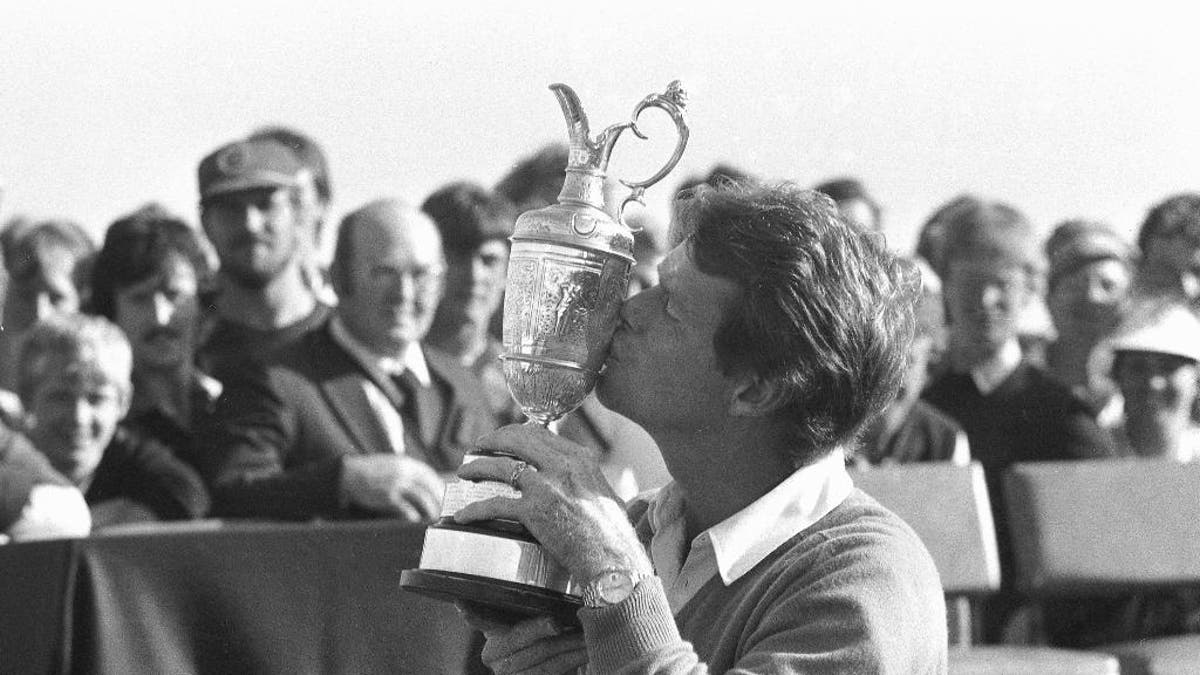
[0,520,481,675]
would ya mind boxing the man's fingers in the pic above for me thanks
[391,499,422,522]
[457,455,516,484]
[453,495,523,525]
[478,614,574,659]
[455,601,530,633]
[475,423,583,469]
[484,632,587,675]
[401,491,440,521]
[510,646,588,675]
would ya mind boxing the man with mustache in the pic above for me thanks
[89,204,218,469]
[198,200,496,521]
[195,137,331,381]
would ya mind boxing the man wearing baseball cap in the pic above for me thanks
[1043,219,1136,425]
[195,138,332,380]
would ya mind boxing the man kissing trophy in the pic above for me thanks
[400,80,689,623]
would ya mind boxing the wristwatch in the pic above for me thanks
[581,568,647,608]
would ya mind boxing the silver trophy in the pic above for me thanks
[401,81,689,623]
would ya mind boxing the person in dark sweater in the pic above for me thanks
[455,183,946,673]
[921,195,1115,642]
[18,314,209,528]
[194,137,333,381]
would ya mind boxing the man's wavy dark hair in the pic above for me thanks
[89,203,213,321]
[679,181,919,465]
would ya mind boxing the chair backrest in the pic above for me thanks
[1004,458,1200,596]
[851,461,1001,595]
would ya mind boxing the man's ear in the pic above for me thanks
[729,374,787,418]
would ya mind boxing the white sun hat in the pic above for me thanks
[1107,298,1200,363]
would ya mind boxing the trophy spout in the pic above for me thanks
[550,83,591,167]
[550,82,631,194]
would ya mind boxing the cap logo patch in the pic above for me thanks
[216,145,246,175]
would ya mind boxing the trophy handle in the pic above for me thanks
[616,80,690,229]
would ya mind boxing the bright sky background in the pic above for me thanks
[3,1,1198,256]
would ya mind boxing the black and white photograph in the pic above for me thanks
[2,2,1198,673]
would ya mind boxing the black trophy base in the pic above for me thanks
[399,568,582,627]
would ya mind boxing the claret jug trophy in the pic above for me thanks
[399,81,689,623]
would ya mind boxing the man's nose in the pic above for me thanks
[1181,271,1200,300]
[34,293,58,321]
[383,272,418,300]
[70,398,91,427]
[1084,282,1110,305]
[153,294,175,326]
[240,204,269,233]
[468,257,490,283]
[1147,374,1170,392]
[980,285,1005,310]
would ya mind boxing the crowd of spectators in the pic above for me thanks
[2,126,1199,652]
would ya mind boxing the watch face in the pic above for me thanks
[597,570,636,604]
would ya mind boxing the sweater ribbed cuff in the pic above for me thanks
[580,575,682,672]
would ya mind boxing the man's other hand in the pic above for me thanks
[457,603,587,675]
[340,455,445,520]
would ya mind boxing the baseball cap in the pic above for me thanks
[197,139,303,200]
[1046,219,1135,290]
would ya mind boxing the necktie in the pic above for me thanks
[390,370,419,417]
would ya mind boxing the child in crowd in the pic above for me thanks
[18,314,209,528]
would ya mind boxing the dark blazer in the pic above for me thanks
[197,321,497,520]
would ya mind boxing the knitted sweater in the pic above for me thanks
[580,490,948,673]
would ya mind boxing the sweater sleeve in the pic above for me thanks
[580,510,947,674]
[196,362,345,520]
[581,576,705,674]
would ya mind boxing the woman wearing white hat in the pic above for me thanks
[1103,299,1200,462]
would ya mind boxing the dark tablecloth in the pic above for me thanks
[1,521,480,675]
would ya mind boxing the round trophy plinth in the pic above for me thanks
[399,568,581,627]
[399,471,583,626]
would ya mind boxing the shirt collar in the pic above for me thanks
[970,339,1022,395]
[647,449,853,586]
[330,316,431,387]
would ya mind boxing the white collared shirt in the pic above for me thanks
[330,317,432,454]
[969,338,1022,395]
[644,450,854,613]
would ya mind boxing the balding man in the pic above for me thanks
[197,199,497,520]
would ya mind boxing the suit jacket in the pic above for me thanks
[197,321,497,520]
